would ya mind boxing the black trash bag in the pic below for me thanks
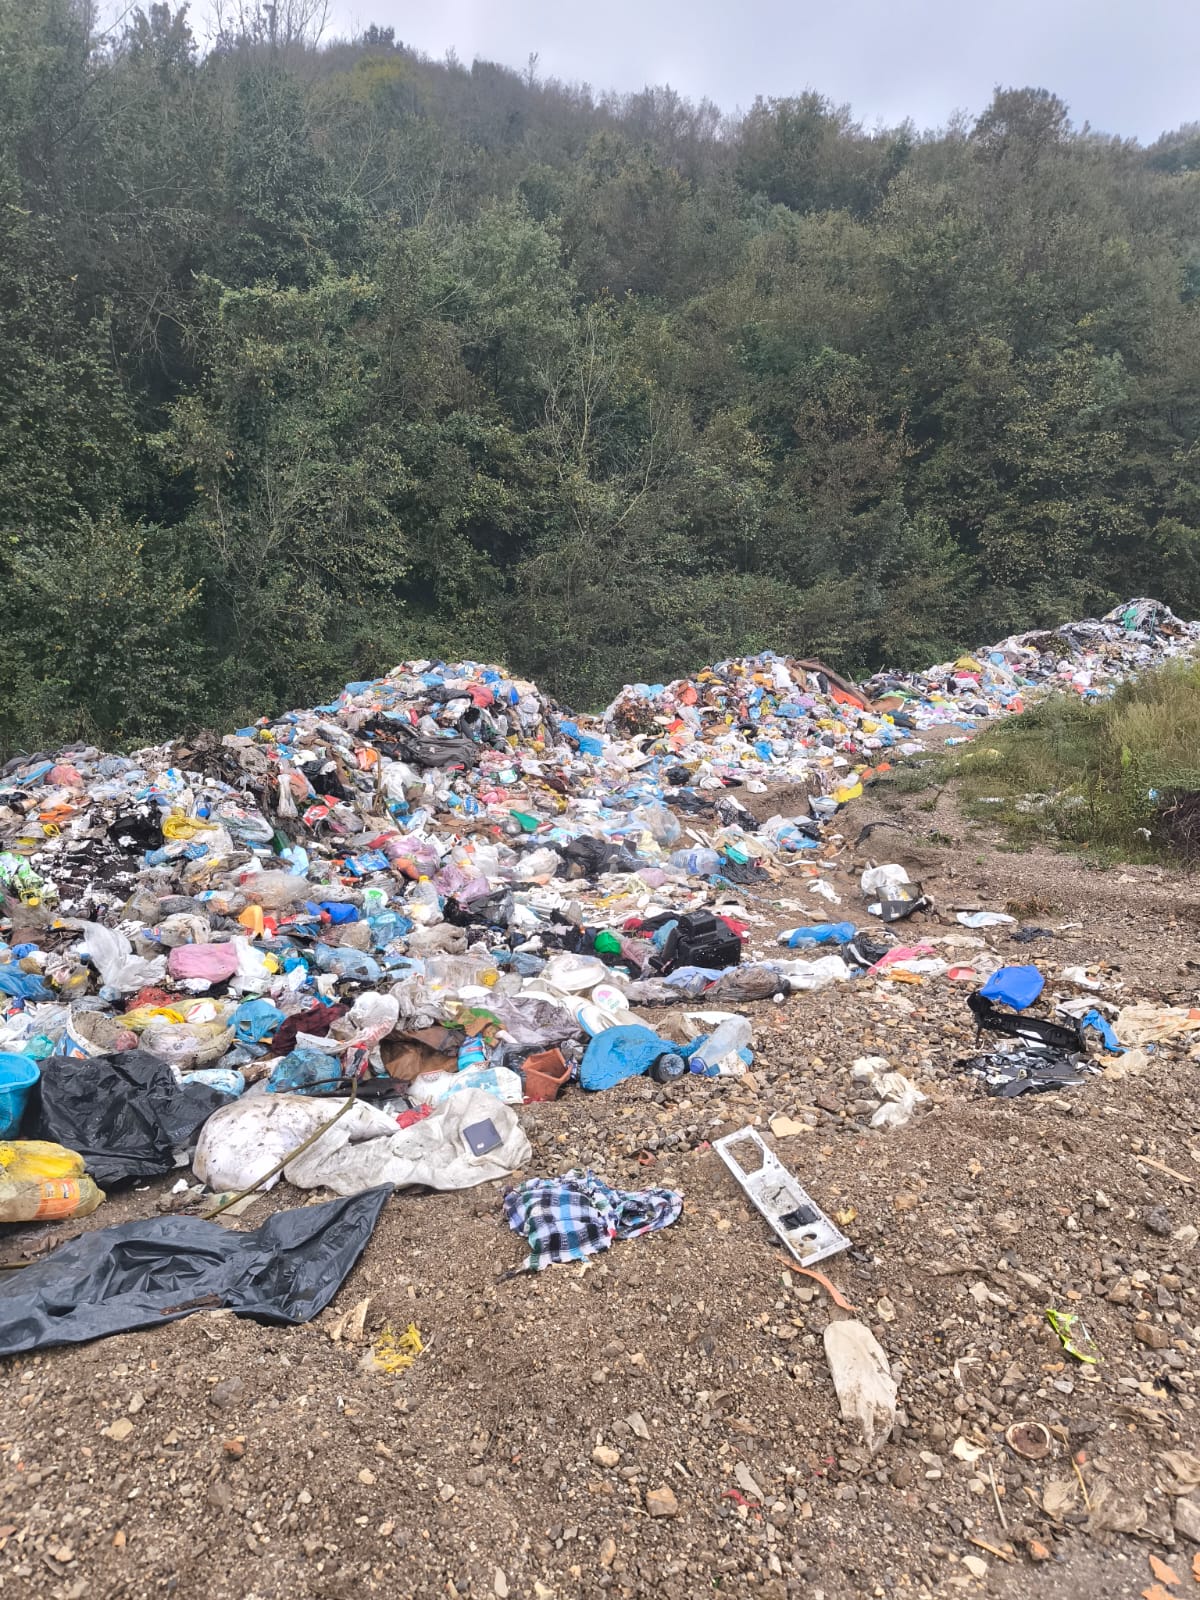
[554,836,641,879]
[387,724,482,770]
[27,1051,231,1187]
[0,1186,390,1355]
[715,856,769,886]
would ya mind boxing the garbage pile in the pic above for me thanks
[602,597,1200,779]
[0,601,1194,1350]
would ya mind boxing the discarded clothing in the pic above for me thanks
[0,1186,390,1354]
[503,1169,682,1271]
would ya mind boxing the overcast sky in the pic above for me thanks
[321,0,1197,143]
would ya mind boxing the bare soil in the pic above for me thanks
[2,772,1200,1600]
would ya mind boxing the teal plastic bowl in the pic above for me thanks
[0,1053,40,1138]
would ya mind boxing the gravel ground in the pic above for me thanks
[2,774,1200,1600]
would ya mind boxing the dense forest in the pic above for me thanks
[2,0,1199,752]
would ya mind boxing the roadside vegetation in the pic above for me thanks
[888,661,1200,864]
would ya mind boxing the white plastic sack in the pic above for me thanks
[286,1087,531,1194]
[860,864,909,897]
[773,955,851,991]
[194,1095,399,1192]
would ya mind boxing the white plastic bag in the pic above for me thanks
[72,921,167,996]
[860,864,910,897]
[824,1319,897,1455]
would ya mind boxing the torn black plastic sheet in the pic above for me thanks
[0,1185,390,1355]
[957,1044,1096,1097]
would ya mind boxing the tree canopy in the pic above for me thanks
[2,0,1198,750]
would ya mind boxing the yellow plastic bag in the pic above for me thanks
[0,1141,104,1221]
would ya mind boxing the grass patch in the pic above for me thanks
[919,660,1200,864]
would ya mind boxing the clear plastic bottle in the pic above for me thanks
[690,1015,752,1075]
[407,876,442,926]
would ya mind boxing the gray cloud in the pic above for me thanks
[325,0,1198,142]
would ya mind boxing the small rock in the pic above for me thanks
[466,1466,486,1488]
[439,1483,456,1502]
[1027,1539,1051,1562]
[494,1569,509,1598]
[891,1462,913,1489]
[625,1412,650,1440]
[1145,1206,1172,1237]
[1134,1322,1169,1350]
[962,1554,988,1579]
[222,1438,244,1458]
[876,1296,896,1323]
[1175,1496,1200,1544]
[646,1485,679,1518]
[127,1392,145,1415]
[358,1468,376,1485]
[207,1479,233,1511]
[209,1376,245,1409]
[599,1538,617,1568]
[592,1446,620,1468]
[103,1418,134,1442]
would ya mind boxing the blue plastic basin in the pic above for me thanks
[0,1053,40,1137]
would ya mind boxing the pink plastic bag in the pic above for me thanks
[168,943,240,983]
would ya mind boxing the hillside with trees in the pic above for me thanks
[2,0,1199,750]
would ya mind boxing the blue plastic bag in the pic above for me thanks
[231,998,285,1047]
[978,965,1044,1011]
[580,1025,676,1092]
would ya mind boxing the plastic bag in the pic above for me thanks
[823,1319,897,1455]
[0,1187,390,1354]
[72,921,167,996]
[168,942,239,984]
[407,1066,524,1105]
[0,1140,105,1222]
[28,1050,230,1186]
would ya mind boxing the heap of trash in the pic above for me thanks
[0,597,1195,1353]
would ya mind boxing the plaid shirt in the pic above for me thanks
[503,1169,683,1272]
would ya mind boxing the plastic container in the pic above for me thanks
[690,1015,753,1075]
[0,1053,40,1137]
[521,1048,570,1101]
[649,1052,687,1084]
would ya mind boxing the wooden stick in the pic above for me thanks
[1136,1155,1194,1185]
[988,1462,1009,1532]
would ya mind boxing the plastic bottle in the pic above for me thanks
[649,1052,686,1084]
[690,1015,752,1075]
[407,876,442,926]
[777,922,856,948]
[668,847,723,877]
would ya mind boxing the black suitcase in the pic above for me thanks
[658,910,742,973]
